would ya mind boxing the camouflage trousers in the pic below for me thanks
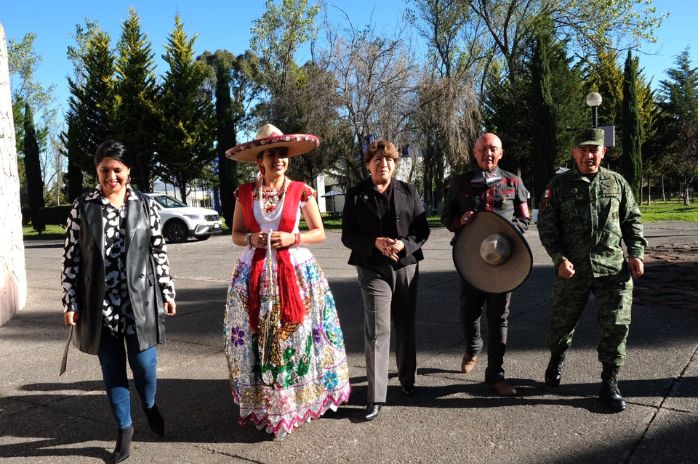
[546,266,633,367]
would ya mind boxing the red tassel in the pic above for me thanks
[276,249,305,324]
[247,248,266,329]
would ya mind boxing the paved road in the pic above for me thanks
[1,222,696,463]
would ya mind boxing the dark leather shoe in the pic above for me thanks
[460,353,478,373]
[545,352,565,387]
[486,380,518,396]
[401,384,415,396]
[144,404,164,438]
[363,403,381,421]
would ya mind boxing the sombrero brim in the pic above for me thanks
[224,134,320,162]
[452,211,532,294]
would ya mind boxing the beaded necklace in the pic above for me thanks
[258,177,288,221]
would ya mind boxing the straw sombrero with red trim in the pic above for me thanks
[225,123,320,162]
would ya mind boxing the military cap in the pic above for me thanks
[574,128,605,146]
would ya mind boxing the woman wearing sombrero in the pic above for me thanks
[223,124,350,439]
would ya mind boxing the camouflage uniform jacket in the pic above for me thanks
[441,167,530,233]
[537,166,646,277]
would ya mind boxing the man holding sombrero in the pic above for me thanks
[441,132,531,396]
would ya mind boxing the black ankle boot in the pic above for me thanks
[144,404,164,437]
[599,365,626,412]
[545,352,565,387]
[112,426,133,464]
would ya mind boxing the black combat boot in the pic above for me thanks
[112,425,133,463]
[144,404,165,438]
[544,352,565,387]
[599,365,626,412]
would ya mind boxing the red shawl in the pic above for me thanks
[238,181,306,329]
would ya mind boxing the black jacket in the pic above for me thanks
[73,192,165,354]
[342,178,430,269]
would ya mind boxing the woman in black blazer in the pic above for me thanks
[341,139,430,421]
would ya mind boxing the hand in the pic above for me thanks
[251,232,267,249]
[387,239,404,254]
[557,259,576,279]
[627,257,644,278]
[64,311,78,326]
[164,300,177,316]
[269,231,295,249]
[461,210,476,226]
[375,237,400,262]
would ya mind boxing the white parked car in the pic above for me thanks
[145,193,222,243]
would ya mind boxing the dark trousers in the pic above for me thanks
[97,328,157,429]
[459,278,510,383]
[356,263,418,403]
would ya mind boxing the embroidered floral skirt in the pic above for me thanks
[224,249,351,438]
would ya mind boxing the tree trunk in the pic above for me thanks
[646,173,651,205]
[0,23,27,325]
[661,174,666,202]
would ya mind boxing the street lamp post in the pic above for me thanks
[586,92,602,128]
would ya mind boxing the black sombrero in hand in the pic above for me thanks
[452,211,533,294]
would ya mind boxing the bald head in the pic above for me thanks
[473,133,503,172]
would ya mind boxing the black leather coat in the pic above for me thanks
[73,192,165,354]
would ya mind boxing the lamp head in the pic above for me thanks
[586,92,603,107]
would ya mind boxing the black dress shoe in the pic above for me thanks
[401,384,415,396]
[363,403,381,421]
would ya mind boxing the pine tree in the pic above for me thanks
[200,50,240,228]
[114,8,159,192]
[63,29,116,200]
[529,27,557,206]
[157,15,215,201]
[23,103,45,233]
[621,49,642,201]
[584,47,623,129]
[656,48,698,203]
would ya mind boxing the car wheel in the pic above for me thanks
[164,220,189,243]
[194,235,210,241]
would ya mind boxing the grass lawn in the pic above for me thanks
[639,201,697,222]
[23,224,66,241]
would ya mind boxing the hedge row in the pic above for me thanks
[22,205,72,226]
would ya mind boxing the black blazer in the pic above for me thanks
[342,178,430,269]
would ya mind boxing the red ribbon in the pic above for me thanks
[238,181,306,329]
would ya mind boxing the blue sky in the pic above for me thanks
[2,0,697,113]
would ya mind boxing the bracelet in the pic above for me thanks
[294,233,301,246]
[246,233,252,247]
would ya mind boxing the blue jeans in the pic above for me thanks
[97,328,157,429]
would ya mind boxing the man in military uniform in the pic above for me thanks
[441,132,530,396]
[537,128,646,412]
